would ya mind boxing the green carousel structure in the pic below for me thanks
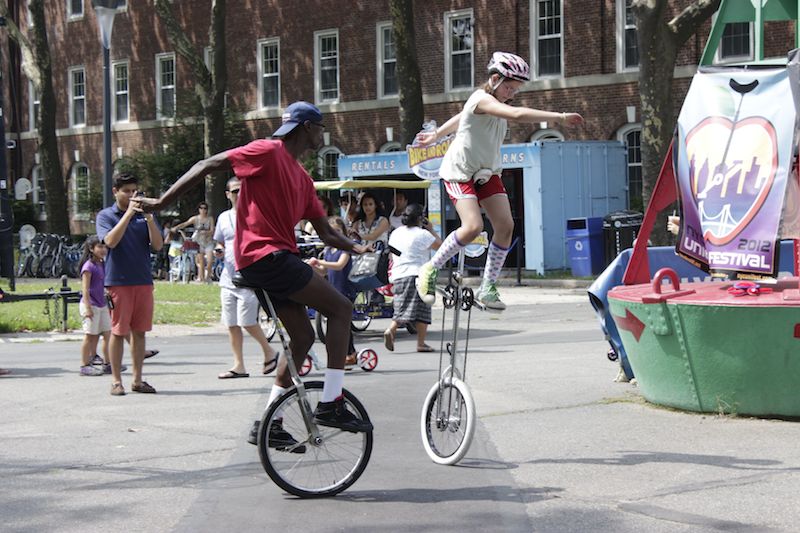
[608,0,800,417]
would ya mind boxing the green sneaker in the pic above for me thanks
[416,262,438,305]
[476,281,506,311]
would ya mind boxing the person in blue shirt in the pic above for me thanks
[96,172,163,396]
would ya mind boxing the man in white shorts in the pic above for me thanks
[214,177,278,379]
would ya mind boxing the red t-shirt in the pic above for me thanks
[226,139,325,269]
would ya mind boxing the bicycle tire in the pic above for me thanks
[258,381,373,497]
[259,310,277,341]
[350,314,371,332]
[420,377,475,466]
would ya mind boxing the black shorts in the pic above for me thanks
[239,251,313,308]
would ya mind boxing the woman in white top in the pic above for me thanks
[174,201,216,283]
[384,204,441,352]
[415,51,583,310]
[351,192,390,247]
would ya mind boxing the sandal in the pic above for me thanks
[110,382,126,396]
[263,355,278,375]
[218,370,249,379]
[416,344,435,353]
[344,353,357,370]
[144,349,160,360]
[132,381,157,394]
[383,329,395,352]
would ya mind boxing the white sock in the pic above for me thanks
[483,241,510,285]
[265,384,287,419]
[431,232,465,269]
[322,369,345,402]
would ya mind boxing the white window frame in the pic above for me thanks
[68,66,86,128]
[257,38,281,110]
[444,9,474,92]
[67,0,84,20]
[531,0,564,79]
[376,22,398,99]
[530,129,565,142]
[616,0,639,72]
[156,52,177,119]
[112,60,130,123]
[32,165,46,221]
[318,146,343,180]
[72,163,91,219]
[617,124,642,208]
[379,141,403,152]
[714,20,755,64]
[28,80,39,132]
[314,29,340,104]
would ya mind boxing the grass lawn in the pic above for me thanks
[0,280,220,333]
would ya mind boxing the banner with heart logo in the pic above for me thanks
[674,67,798,279]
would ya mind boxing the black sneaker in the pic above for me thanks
[313,397,373,433]
[247,420,259,446]
[247,419,306,453]
[269,420,306,454]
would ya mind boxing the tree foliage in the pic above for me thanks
[389,0,424,145]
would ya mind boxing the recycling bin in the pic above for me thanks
[566,217,604,277]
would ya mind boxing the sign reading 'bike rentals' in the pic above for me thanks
[675,67,798,279]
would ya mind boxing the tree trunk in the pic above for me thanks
[1,0,70,234]
[389,0,424,146]
[633,0,721,245]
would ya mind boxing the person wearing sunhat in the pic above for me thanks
[140,101,373,449]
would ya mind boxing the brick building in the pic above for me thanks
[0,0,788,234]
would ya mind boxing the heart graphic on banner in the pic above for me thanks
[686,116,778,245]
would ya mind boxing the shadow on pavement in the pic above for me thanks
[340,484,562,504]
[527,451,791,471]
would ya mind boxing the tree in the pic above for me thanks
[0,0,69,234]
[389,0,424,146]
[154,0,229,217]
[633,0,721,243]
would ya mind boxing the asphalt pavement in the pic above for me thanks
[2,285,800,532]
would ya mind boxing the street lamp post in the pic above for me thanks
[92,0,119,208]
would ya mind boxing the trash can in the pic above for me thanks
[565,217,604,276]
[603,210,643,265]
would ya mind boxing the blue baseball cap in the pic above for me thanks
[272,101,324,138]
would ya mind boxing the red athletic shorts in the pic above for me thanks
[107,285,155,336]
[443,175,507,205]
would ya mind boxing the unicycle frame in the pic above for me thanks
[251,288,322,444]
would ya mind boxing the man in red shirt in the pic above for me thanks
[143,102,372,446]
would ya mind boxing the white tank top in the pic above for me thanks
[439,89,507,183]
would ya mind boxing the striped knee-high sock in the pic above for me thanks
[430,233,465,269]
[483,241,510,285]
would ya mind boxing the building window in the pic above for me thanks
[29,80,39,131]
[67,0,83,19]
[617,0,639,71]
[530,129,564,142]
[315,30,339,103]
[318,147,342,180]
[32,165,46,220]
[534,0,562,77]
[377,23,398,98]
[113,61,129,123]
[73,164,91,217]
[156,53,176,119]
[379,142,403,152]
[717,22,753,62]
[258,38,280,108]
[445,10,473,91]
[617,125,642,210]
[69,67,86,127]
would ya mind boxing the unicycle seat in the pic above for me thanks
[231,271,262,290]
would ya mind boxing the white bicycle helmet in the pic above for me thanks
[487,51,530,82]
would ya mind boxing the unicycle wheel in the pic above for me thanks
[357,348,378,371]
[258,381,373,497]
[298,355,313,376]
[420,377,475,465]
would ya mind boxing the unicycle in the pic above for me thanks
[234,274,373,497]
[420,248,480,466]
